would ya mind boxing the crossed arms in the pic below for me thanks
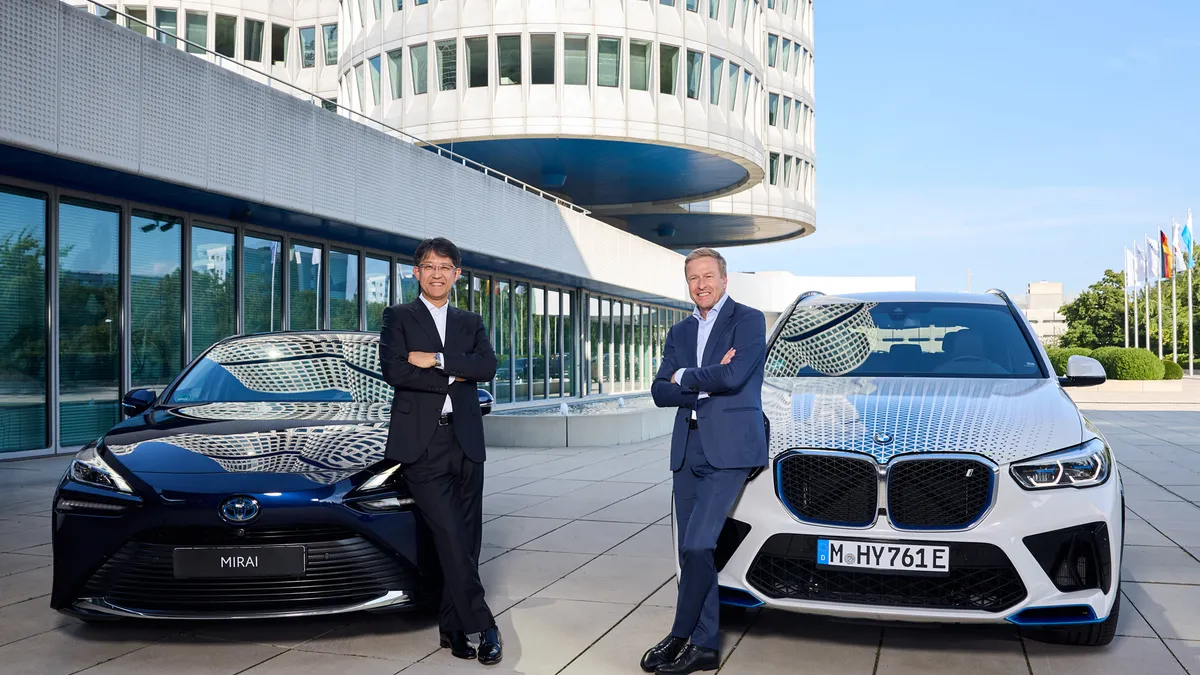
[650,311,767,409]
[379,306,498,394]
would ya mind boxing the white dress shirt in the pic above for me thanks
[420,294,455,414]
[674,291,731,403]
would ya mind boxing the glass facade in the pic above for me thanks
[0,180,683,454]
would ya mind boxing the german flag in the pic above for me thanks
[1162,229,1174,279]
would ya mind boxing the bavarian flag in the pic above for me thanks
[1162,229,1174,279]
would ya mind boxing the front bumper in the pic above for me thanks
[709,460,1124,625]
[51,474,429,619]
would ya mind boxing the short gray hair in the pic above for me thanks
[684,247,727,277]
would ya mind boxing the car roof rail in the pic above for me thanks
[797,290,825,303]
[986,288,1012,304]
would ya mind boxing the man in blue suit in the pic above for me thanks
[642,248,768,674]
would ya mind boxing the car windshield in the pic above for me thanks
[167,334,394,404]
[765,299,1042,379]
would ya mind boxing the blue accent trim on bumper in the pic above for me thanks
[718,586,764,608]
[1006,605,1102,626]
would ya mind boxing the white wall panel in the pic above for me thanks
[0,0,61,155]
[207,67,268,202]
[138,39,211,189]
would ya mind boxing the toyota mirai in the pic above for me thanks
[51,331,493,620]
[700,290,1123,646]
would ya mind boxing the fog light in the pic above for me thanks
[358,497,415,512]
[56,498,128,513]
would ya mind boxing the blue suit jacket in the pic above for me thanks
[651,297,769,472]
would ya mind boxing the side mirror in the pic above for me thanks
[1059,356,1106,388]
[477,388,494,416]
[121,388,157,416]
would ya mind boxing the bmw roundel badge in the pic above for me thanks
[220,496,260,524]
[873,432,894,446]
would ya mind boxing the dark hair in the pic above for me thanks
[413,237,462,267]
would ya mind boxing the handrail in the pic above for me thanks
[74,0,591,215]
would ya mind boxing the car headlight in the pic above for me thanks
[70,444,134,494]
[1010,438,1111,490]
[356,461,403,493]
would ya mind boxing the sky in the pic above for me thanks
[720,0,1200,296]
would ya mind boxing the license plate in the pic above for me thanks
[817,539,950,574]
[173,545,306,579]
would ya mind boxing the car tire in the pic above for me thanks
[1028,589,1120,647]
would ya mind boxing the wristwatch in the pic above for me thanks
[435,353,445,370]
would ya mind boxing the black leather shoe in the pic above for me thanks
[656,644,719,674]
[478,626,503,665]
[640,635,687,672]
[439,630,476,660]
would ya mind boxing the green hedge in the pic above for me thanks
[1163,359,1184,380]
[1046,347,1093,377]
[1091,348,1165,381]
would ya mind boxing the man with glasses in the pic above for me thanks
[379,237,503,666]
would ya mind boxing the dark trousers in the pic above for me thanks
[402,425,494,634]
[671,430,750,651]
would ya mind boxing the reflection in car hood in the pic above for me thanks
[101,403,391,485]
[764,377,1085,465]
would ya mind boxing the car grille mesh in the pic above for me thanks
[888,458,993,529]
[776,453,878,527]
[746,534,1026,612]
[81,526,417,614]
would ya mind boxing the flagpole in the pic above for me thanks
[1158,277,1164,359]
[1147,280,1152,352]
[1124,248,1130,347]
[1133,278,1139,349]
[1173,271,1178,363]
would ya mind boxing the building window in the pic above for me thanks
[184,11,207,54]
[394,0,403,9]
[0,186,48,453]
[727,62,739,110]
[329,249,360,330]
[466,36,488,88]
[781,0,790,15]
[687,0,699,11]
[126,7,148,36]
[156,8,177,47]
[495,280,512,403]
[271,24,289,65]
[793,42,801,75]
[397,262,419,303]
[321,97,337,111]
[742,69,751,112]
[661,0,675,6]
[436,39,457,91]
[547,290,561,397]
[215,15,237,58]
[415,0,428,5]
[659,44,679,95]
[95,5,118,22]
[783,154,792,186]
[727,0,736,26]
[453,272,469,313]
[793,99,802,131]
[369,55,382,104]
[742,0,749,32]
[514,283,530,400]
[387,49,403,98]
[769,152,779,184]
[782,95,792,128]
[781,38,792,72]
[709,0,719,20]
[564,35,588,85]
[767,0,775,8]
[498,35,521,85]
[768,92,779,125]
[130,211,182,392]
[708,55,723,105]
[299,27,316,68]
[630,40,651,91]
[58,198,120,446]
[373,0,383,20]
[289,242,324,330]
[411,43,429,94]
[355,63,367,109]
[767,33,778,68]
[531,34,555,84]
[365,256,390,331]
[598,37,621,88]
[190,225,235,359]
[686,49,703,99]
[531,286,546,399]
[243,235,282,334]
[322,24,338,66]
[245,19,264,62]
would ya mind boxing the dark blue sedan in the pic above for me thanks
[51,331,493,620]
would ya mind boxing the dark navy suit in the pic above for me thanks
[651,295,767,651]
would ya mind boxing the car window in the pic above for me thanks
[168,334,394,404]
[765,300,1042,379]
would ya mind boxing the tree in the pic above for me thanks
[1059,269,1127,349]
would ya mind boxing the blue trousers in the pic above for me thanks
[671,430,750,651]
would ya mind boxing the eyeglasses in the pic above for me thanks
[418,264,458,275]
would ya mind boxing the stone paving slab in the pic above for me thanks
[6,409,1200,673]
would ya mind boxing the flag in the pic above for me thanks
[1147,234,1161,280]
[1134,243,1145,288]
[1184,210,1195,269]
[1174,218,1187,273]
[1162,229,1174,279]
[1125,248,1137,290]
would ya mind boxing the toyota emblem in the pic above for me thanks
[220,496,260,524]
[873,432,894,445]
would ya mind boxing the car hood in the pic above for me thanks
[763,377,1085,465]
[100,402,391,487]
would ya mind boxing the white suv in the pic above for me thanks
[698,290,1122,646]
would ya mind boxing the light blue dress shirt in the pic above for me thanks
[674,291,731,401]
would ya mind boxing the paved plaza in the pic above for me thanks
[3,408,1200,674]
